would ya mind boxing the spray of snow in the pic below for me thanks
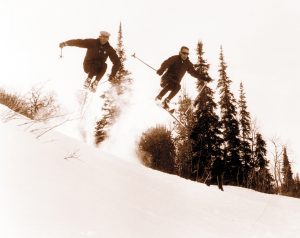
[97,78,171,162]
[51,59,178,162]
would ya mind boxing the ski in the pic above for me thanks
[156,102,187,128]
[167,109,187,128]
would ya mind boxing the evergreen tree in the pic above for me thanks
[281,147,294,194]
[217,47,241,185]
[173,90,194,179]
[95,23,132,145]
[255,133,268,169]
[113,22,132,93]
[94,94,119,144]
[238,82,252,186]
[190,41,223,182]
[251,133,274,193]
[293,173,300,198]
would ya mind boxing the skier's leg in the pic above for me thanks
[156,84,171,100]
[166,83,181,101]
[95,63,108,82]
[161,83,180,108]
[219,173,224,191]
[83,63,95,78]
[205,172,212,186]
[83,63,95,88]
[162,82,181,109]
[90,63,108,92]
[83,77,93,89]
[156,76,172,100]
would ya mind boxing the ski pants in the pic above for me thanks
[84,62,107,81]
[157,76,181,100]
[206,172,224,191]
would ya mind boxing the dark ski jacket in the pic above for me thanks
[157,55,204,84]
[65,38,121,77]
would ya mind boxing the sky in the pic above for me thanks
[0,0,299,172]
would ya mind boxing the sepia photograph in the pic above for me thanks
[0,0,300,237]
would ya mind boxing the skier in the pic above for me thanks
[155,46,211,109]
[206,157,225,191]
[59,31,121,92]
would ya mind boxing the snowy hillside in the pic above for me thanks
[0,106,300,238]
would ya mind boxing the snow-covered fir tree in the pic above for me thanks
[173,90,194,178]
[95,23,132,145]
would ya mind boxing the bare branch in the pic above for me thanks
[36,117,81,139]
[64,149,80,160]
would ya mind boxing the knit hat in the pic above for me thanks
[100,31,111,37]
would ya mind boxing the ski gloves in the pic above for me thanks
[156,69,164,76]
[59,42,68,48]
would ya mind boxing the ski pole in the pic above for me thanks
[59,47,63,58]
[184,81,208,114]
[198,81,208,96]
[132,53,157,72]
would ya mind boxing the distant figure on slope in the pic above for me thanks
[206,157,225,191]
[155,46,211,109]
[59,31,121,92]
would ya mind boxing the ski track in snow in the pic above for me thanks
[0,105,300,238]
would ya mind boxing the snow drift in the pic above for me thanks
[0,105,300,238]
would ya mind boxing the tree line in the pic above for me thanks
[90,23,299,198]
[138,42,299,198]
[1,22,296,198]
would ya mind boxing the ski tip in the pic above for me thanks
[132,53,136,58]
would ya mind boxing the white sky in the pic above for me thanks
[0,0,299,172]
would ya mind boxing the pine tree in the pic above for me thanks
[255,133,268,169]
[281,147,294,194]
[190,41,223,182]
[94,95,119,144]
[217,47,241,185]
[251,133,274,193]
[173,90,194,178]
[193,41,212,84]
[293,173,300,198]
[113,22,132,93]
[95,23,132,145]
[238,82,252,186]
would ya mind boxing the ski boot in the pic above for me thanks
[90,80,99,93]
[84,77,92,89]
[162,98,170,110]
[155,95,162,102]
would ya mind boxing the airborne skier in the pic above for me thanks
[155,46,211,108]
[59,31,121,92]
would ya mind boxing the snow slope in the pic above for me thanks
[1,106,300,238]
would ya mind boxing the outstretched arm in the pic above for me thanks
[59,39,94,48]
[187,61,202,79]
[108,48,121,77]
[187,61,212,82]
[157,55,177,75]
